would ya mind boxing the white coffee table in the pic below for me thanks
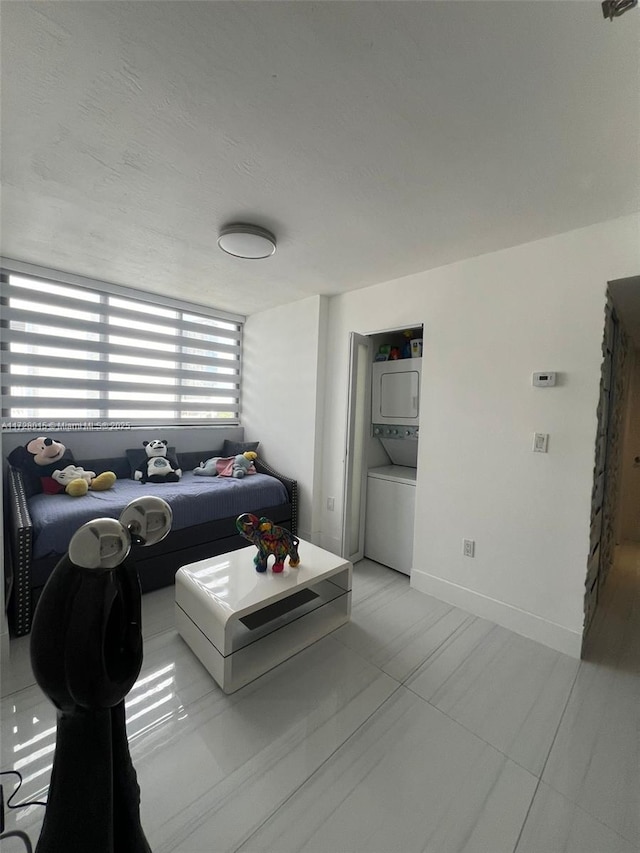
[175,540,352,694]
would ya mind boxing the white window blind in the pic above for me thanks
[0,263,244,426]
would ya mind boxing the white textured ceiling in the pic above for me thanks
[1,1,639,316]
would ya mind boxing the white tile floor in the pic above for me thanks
[1,545,639,853]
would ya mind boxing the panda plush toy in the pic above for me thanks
[134,440,182,484]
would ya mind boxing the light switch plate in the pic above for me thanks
[533,432,549,453]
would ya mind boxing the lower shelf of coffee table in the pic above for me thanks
[175,585,351,693]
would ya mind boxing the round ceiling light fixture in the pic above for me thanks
[217,224,277,259]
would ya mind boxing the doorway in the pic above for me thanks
[341,324,423,571]
[583,276,640,651]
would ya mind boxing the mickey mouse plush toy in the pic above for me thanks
[8,437,115,496]
[8,436,74,494]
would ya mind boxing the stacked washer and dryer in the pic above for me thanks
[364,357,421,576]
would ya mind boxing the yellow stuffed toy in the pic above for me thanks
[232,451,258,479]
[52,464,116,497]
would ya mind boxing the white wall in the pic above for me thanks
[242,295,328,542]
[320,214,640,657]
[619,350,640,542]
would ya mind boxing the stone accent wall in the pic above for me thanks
[583,293,630,641]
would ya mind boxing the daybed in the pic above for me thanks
[5,448,297,637]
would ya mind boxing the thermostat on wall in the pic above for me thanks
[532,372,557,387]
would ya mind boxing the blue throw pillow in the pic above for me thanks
[222,440,260,457]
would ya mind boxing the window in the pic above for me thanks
[0,262,244,426]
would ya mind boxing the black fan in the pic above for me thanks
[602,0,638,19]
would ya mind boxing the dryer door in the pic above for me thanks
[381,370,419,418]
[372,359,421,425]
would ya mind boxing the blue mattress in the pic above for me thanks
[29,472,288,559]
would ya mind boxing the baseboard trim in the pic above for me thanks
[411,569,582,659]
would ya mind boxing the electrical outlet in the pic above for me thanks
[463,539,475,558]
[327,497,335,511]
